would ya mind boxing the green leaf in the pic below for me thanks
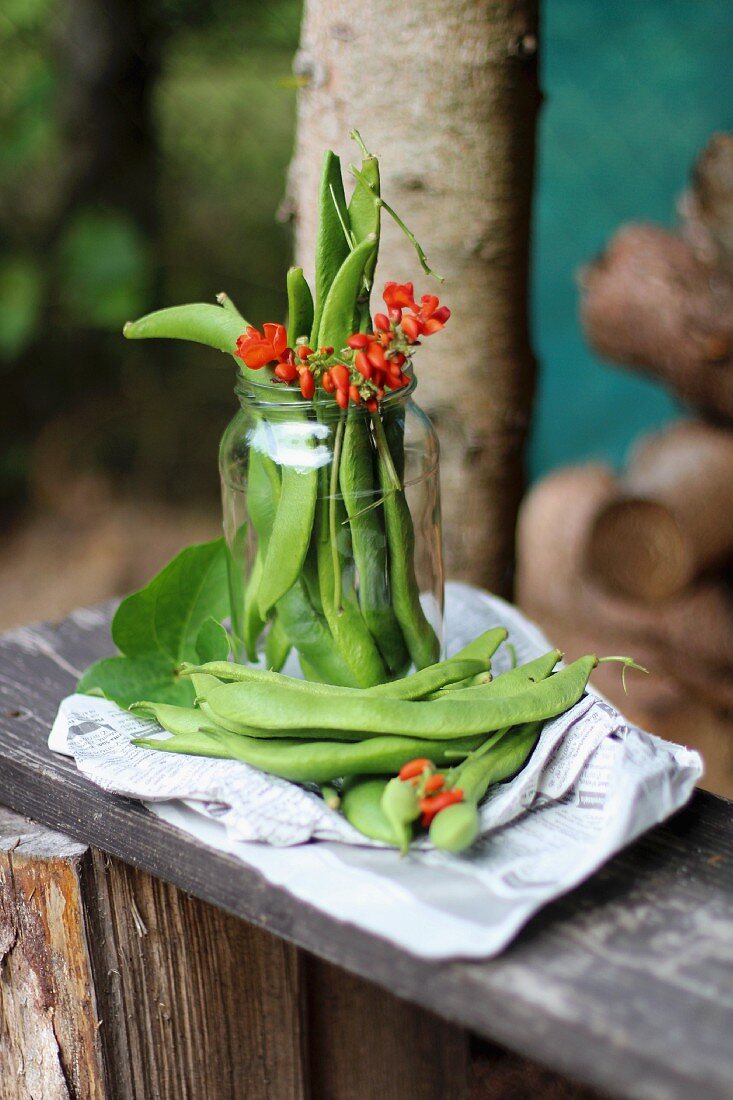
[78,538,230,708]
[195,617,231,663]
[77,655,195,710]
[112,537,229,660]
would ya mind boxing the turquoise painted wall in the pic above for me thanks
[531,0,733,479]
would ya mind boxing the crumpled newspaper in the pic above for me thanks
[49,583,702,959]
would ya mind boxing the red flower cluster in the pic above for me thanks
[383,282,451,342]
[234,282,450,409]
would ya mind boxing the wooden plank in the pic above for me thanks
[82,849,307,1100]
[0,806,307,1100]
[0,809,106,1100]
[304,955,469,1099]
[0,608,732,1100]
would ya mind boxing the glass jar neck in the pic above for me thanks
[234,370,417,414]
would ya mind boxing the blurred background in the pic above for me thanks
[1,1,732,789]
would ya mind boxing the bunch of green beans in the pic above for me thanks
[131,630,639,854]
[122,132,441,687]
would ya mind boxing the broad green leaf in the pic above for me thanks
[112,537,229,660]
[77,655,195,709]
[78,538,230,707]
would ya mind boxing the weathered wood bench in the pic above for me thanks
[0,606,731,1099]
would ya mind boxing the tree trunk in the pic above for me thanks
[289,0,541,593]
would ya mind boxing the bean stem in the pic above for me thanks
[349,165,444,283]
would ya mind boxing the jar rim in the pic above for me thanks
[234,368,416,410]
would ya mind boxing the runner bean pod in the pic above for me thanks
[201,655,598,740]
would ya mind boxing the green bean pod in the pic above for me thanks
[310,150,352,345]
[341,777,401,845]
[134,728,483,784]
[347,142,380,331]
[372,413,440,670]
[202,655,598,739]
[315,473,388,688]
[264,615,291,672]
[428,649,562,701]
[182,656,486,700]
[247,441,351,682]
[122,303,266,379]
[257,462,318,617]
[340,410,409,675]
[451,626,508,663]
[429,722,543,852]
[286,266,314,346]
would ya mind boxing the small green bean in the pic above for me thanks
[428,802,479,853]
[286,266,314,346]
[381,775,420,853]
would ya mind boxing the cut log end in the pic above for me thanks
[585,497,691,602]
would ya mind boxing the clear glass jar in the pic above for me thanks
[219,373,443,686]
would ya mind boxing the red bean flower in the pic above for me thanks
[416,294,451,334]
[383,281,417,312]
[235,323,289,369]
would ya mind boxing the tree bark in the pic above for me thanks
[289,0,541,593]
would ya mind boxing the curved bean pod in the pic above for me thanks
[310,150,352,345]
[286,266,314,346]
[340,410,409,675]
[203,655,598,739]
[428,649,562,701]
[183,657,486,699]
[341,777,401,845]
[134,728,483,784]
[372,412,440,670]
[451,626,508,663]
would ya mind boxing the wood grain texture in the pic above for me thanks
[0,810,105,1100]
[304,955,469,1099]
[82,851,307,1100]
[0,607,732,1100]
[0,806,307,1100]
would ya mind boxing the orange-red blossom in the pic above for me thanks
[233,282,450,409]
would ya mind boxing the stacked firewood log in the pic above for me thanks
[517,134,733,716]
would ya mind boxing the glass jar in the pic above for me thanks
[219,373,443,686]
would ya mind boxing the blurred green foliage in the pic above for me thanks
[0,0,301,513]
